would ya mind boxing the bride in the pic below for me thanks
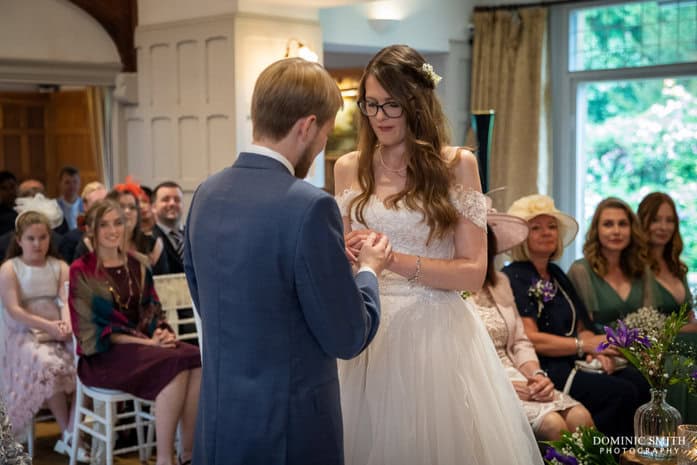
[334,45,543,465]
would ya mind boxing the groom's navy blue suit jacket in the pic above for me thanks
[184,153,381,465]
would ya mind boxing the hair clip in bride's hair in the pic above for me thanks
[421,63,442,87]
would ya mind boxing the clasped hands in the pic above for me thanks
[513,374,555,402]
[344,229,394,275]
[150,327,177,348]
[47,319,72,341]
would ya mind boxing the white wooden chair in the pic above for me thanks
[68,335,156,465]
[154,273,200,345]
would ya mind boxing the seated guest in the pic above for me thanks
[56,166,83,231]
[151,182,184,274]
[637,192,695,325]
[139,185,155,235]
[503,194,650,438]
[1,193,66,260]
[59,181,107,263]
[638,191,697,423]
[107,181,167,274]
[0,198,83,459]
[17,179,45,198]
[0,171,18,236]
[568,197,653,330]
[472,204,593,440]
[69,199,201,465]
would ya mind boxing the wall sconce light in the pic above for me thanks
[285,38,319,63]
[367,18,399,33]
[366,1,402,33]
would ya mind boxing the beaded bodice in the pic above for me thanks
[335,186,486,296]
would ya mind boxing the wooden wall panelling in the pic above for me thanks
[47,90,100,195]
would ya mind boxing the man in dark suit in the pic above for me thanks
[152,181,185,274]
[184,58,390,465]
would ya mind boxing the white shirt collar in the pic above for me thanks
[247,144,295,175]
[157,222,182,236]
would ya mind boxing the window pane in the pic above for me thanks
[570,0,697,71]
[579,77,697,284]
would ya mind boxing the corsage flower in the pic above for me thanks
[528,278,557,318]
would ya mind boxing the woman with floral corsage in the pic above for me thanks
[471,202,593,440]
[0,195,86,460]
[69,199,201,465]
[503,194,649,438]
[334,45,542,465]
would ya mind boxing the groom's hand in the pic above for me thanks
[345,229,381,263]
[357,232,392,276]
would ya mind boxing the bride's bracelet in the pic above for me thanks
[408,255,422,286]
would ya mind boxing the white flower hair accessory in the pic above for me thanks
[421,63,442,87]
[14,193,64,230]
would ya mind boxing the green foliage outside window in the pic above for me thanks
[572,1,697,284]
[583,79,697,276]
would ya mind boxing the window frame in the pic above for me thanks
[549,0,697,270]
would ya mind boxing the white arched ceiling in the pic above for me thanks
[0,0,119,64]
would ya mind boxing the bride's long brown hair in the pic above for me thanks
[349,45,457,243]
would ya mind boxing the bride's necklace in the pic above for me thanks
[377,148,407,176]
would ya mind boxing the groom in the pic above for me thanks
[184,58,391,465]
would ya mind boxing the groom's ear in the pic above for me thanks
[295,115,318,142]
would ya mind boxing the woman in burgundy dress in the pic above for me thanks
[69,199,201,465]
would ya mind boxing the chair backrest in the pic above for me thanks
[153,273,199,343]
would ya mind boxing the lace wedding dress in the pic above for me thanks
[336,188,543,465]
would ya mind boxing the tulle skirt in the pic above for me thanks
[339,284,543,465]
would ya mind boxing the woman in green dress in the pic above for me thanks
[568,197,653,331]
[637,192,695,322]
[638,191,697,423]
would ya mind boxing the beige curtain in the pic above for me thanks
[85,86,109,184]
[469,7,549,211]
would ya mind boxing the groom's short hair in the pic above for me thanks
[251,58,342,142]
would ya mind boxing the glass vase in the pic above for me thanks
[677,424,697,465]
[634,388,682,460]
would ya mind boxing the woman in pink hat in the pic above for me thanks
[472,204,593,440]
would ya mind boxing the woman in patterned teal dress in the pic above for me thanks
[568,197,654,331]
[638,192,697,422]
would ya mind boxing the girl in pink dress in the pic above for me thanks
[0,197,76,443]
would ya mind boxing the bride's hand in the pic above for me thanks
[345,229,378,258]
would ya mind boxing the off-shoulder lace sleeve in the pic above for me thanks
[450,185,487,230]
[334,188,359,217]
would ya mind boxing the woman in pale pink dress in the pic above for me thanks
[0,196,76,454]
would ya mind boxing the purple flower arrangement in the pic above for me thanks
[597,304,696,391]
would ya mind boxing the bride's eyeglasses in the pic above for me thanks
[357,100,404,118]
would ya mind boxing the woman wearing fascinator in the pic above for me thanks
[0,194,87,461]
[502,194,649,438]
[334,45,542,465]
[471,198,593,440]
